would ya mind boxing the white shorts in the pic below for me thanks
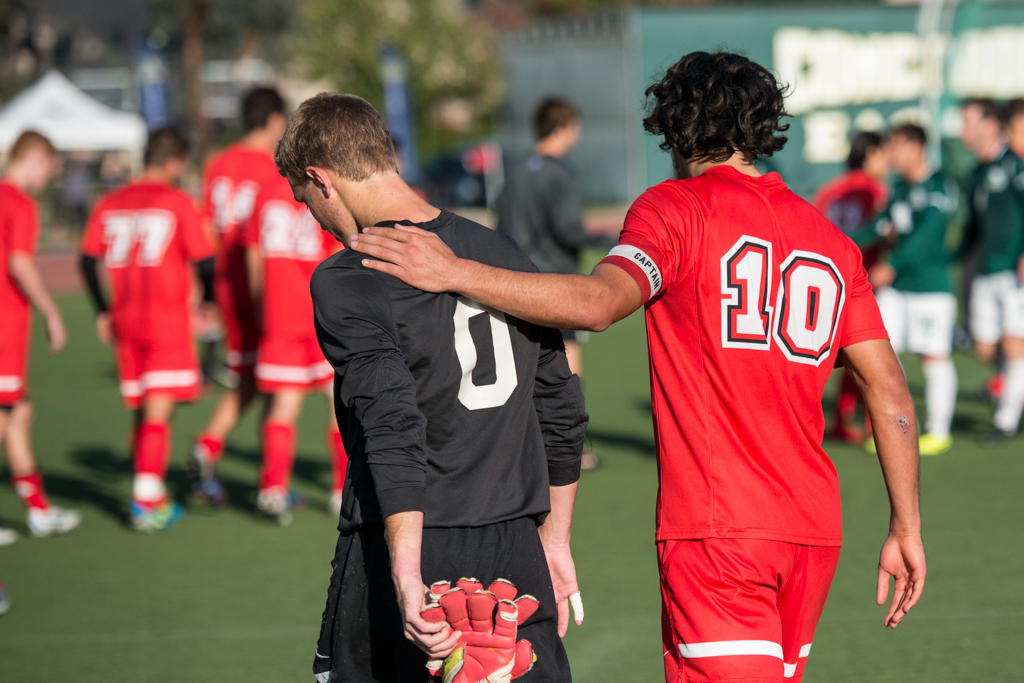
[970,271,1024,345]
[875,288,957,357]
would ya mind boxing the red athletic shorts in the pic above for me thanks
[217,269,257,375]
[0,317,30,405]
[660,538,840,683]
[116,336,201,409]
[254,336,333,393]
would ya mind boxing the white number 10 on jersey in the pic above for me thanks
[720,235,846,366]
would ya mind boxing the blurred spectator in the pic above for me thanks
[495,97,615,470]
[813,131,891,444]
[957,98,1024,444]
[1006,98,1024,161]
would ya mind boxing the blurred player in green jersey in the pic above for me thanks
[855,125,959,455]
[957,99,1024,445]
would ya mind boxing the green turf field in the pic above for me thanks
[1,290,1023,682]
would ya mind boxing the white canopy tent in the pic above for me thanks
[0,70,147,158]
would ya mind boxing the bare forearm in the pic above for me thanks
[842,341,921,533]
[9,255,59,318]
[246,248,263,306]
[451,261,637,332]
[866,383,921,532]
[538,483,577,548]
[385,511,424,583]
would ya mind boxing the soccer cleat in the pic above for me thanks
[256,488,293,526]
[27,506,82,538]
[0,527,17,547]
[186,444,228,507]
[864,437,877,454]
[130,499,185,533]
[979,428,1014,448]
[327,490,343,518]
[0,581,9,616]
[918,433,952,456]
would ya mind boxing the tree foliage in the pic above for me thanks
[289,0,501,136]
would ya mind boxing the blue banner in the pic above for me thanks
[378,44,420,183]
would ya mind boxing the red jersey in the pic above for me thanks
[203,144,281,277]
[0,182,37,335]
[81,181,214,343]
[244,176,339,340]
[600,167,887,546]
[812,169,887,237]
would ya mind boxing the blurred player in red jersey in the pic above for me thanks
[187,88,288,506]
[80,128,216,532]
[352,52,927,682]
[243,173,345,524]
[0,131,81,539]
[813,132,891,444]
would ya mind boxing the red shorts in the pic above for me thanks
[660,538,840,683]
[116,336,201,409]
[255,336,333,393]
[0,316,30,405]
[216,271,257,376]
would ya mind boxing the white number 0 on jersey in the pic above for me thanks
[720,235,846,366]
[453,297,519,410]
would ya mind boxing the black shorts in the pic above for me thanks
[314,517,571,683]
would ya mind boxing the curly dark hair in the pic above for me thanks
[643,51,790,165]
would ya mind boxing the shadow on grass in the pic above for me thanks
[42,471,129,525]
[588,428,656,458]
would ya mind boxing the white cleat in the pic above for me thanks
[256,489,293,526]
[27,506,82,538]
[0,527,17,547]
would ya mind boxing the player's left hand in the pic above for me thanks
[350,225,460,293]
[877,530,927,629]
[540,542,584,637]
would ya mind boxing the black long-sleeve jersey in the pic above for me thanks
[310,210,588,531]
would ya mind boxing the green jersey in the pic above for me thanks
[959,146,1024,275]
[853,170,958,293]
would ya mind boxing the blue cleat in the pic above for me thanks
[130,499,185,533]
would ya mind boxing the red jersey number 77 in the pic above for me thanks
[720,235,846,367]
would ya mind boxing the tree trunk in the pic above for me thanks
[182,0,210,161]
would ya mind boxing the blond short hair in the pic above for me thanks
[275,93,396,186]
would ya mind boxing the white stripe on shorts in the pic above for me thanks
[678,640,783,660]
[0,375,23,393]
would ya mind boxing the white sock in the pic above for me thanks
[923,358,957,439]
[133,474,166,503]
[994,358,1024,434]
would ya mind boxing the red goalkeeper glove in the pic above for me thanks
[421,578,539,683]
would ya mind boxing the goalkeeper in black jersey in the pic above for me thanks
[275,93,587,683]
[854,125,958,456]
[958,99,1024,444]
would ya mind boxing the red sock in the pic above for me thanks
[260,421,296,491]
[196,433,225,463]
[328,428,348,493]
[12,472,49,511]
[136,421,170,478]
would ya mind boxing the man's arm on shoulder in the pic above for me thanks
[838,339,926,628]
[350,225,642,331]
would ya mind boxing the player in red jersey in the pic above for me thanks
[351,52,927,682]
[80,128,216,532]
[813,131,891,444]
[0,131,81,539]
[187,88,288,505]
[243,173,345,523]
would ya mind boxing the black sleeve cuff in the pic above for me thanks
[377,485,427,518]
[548,458,582,487]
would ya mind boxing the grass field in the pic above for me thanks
[1,289,1023,682]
